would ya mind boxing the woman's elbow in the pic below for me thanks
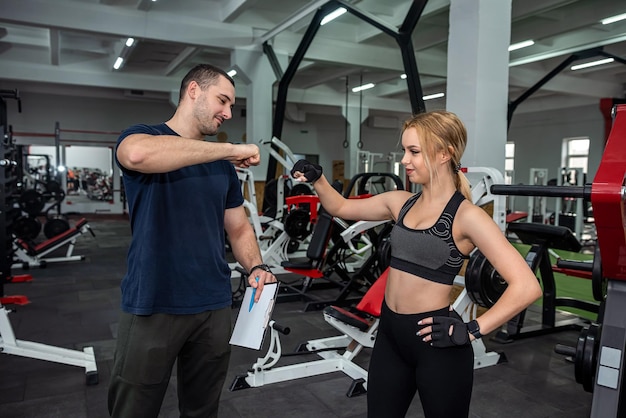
[525,278,543,304]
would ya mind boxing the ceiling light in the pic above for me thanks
[509,40,534,52]
[321,7,347,25]
[423,93,444,101]
[400,74,407,79]
[571,58,614,71]
[113,57,124,70]
[352,83,375,93]
[125,37,134,47]
[601,13,626,25]
[227,69,237,77]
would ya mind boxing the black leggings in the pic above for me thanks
[367,301,474,418]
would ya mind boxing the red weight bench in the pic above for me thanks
[506,211,528,223]
[12,218,95,269]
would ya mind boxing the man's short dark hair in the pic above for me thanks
[178,64,235,104]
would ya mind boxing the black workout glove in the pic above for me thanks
[291,160,322,183]
[427,316,470,347]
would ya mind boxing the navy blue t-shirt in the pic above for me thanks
[115,123,244,314]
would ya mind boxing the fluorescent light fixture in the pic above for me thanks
[400,74,407,79]
[227,69,237,77]
[352,83,375,93]
[113,57,124,70]
[601,13,626,25]
[508,40,534,52]
[125,37,135,47]
[571,58,614,71]
[321,7,346,25]
[423,92,445,101]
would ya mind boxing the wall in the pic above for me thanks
[5,91,609,216]
[508,103,605,213]
[281,112,407,178]
[7,91,175,143]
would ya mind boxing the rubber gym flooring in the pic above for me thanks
[0,215,595,418]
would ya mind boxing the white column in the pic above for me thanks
[231,47,283,178]
[446,0,512,173]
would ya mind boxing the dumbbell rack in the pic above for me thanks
[0,90,98,385]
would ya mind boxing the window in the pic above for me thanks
[562,137,589,174]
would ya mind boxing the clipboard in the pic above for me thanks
[230,282,279,350]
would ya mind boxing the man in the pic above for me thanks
[108,64,276,418]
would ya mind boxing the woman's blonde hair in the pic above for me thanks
[402,110,472,200]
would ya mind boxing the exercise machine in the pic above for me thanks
[490,222,599,342]
[278,191,390,311]
[490,103,626,418]
[554,167,585,240]
[528,168,549,223]
[0,300,99,385]
[278,172,402,311]
[230,268,389,398]
[231,264,505,397]
[0,89,98,385]
[12,218,95,269]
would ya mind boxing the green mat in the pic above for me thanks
[511,242,598,321]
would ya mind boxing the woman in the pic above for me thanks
[290,110,542,418]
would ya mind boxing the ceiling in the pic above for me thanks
[1,0,625,120]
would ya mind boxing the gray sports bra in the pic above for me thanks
[389,191,468,285]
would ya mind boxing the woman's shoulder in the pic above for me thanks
[456,199,500,232]
[383,190,418,216]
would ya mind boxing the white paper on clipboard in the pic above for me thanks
[229,282,279,350]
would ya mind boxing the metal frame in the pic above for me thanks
[264,0,428,182]
[508,48,626,129]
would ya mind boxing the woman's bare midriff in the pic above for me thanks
[384,268,452,314]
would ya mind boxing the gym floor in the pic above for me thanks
[0,216,594,418]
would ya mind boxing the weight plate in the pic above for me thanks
[465,250,508,308]
[581,323,600,393]
[591,245,606,302]
[574,326,587,386]
[287,239,300,254]
[19,189,45,216]
[13,216,42,240]
[290,183,313,196]
[284,208,311,240]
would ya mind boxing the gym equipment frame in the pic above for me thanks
[0,300,98,385]
[491,103,626,418]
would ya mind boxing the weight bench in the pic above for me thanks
[12,218,95,269]
[230,267,389,397]
[506,211,528,223]
[494,222,600,343]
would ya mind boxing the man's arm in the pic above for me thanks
[225,206,277,301]
[117,134,260,173]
